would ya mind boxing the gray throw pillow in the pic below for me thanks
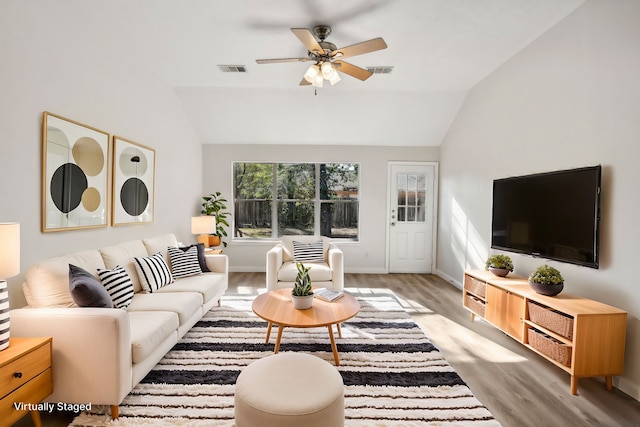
[69,264,113,308]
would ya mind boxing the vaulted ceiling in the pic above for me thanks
[52,0,587,146]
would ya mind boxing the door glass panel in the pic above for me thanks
[408,174,417,191]
[417,206,425,222]
[398,207,406,221]
[408,192,416,206]
[398,174,407,190]
[408,207,416,221]
[397,191,406,205]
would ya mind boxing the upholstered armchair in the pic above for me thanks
[266,236,344,292]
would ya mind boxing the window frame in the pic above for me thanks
[232,161,360,241]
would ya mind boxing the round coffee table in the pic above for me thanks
[252,288,360,366]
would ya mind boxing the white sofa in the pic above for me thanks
[10,233,228,418]
[266,236,344,292]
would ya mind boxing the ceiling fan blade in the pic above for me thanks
[334,60,373,81]
[334,37,387,59]
[291,28,324,54]
[256,57,310,64]
[299,78,311,86]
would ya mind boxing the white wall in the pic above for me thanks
[437,0,640,400]
[0,2,204,308]
[202,144,439,272]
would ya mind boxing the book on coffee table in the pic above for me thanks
[314,288,344,302]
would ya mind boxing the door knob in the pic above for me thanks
[391,222,396,226]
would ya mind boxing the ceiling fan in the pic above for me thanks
[255,25,387,87]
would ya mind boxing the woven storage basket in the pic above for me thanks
[465,294,486,317]
[464,276,486,298]
[528,301,574,339]
[528,328,572,367]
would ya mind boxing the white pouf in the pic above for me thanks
[234,352,344,427]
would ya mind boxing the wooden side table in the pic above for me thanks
[0,337,53,427]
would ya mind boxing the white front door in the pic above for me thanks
[387,162,437,273]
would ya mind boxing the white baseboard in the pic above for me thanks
[229,267,388,274]
[435,269,462,290]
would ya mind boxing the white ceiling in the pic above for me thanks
[59,0,587,146]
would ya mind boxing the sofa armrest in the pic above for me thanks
[328,244,344,292]
[10,307,132,406]
[266,245,284,291]
[204,253,228,275]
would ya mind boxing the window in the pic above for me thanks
[233,162,359,240]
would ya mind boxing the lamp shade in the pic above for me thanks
[0,223,20,278]
[191,216,216,235]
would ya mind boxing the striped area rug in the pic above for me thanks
[71,292,501,427]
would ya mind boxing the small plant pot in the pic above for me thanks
[291,294,314,310]
[208,235,221,247]
[489,267,510,277]
[529,280,564,297]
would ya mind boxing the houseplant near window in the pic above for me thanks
[201,192,231,247]
[529,264,564,296]
[291,262,313,309]
[484,254,514,277]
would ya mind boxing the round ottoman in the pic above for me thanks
[234,352,344,427]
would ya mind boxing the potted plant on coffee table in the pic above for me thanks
[485,254,514,277]
[291,263,313,310]
[528,264,564,296]
[201,192,231,247]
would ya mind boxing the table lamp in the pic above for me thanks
[0,222,20,351]
[191,216,216,248]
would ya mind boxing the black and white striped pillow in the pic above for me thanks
[292,240,325,263]
[133,252,174,293]
[97,265,134,309]
[168,246,202,278]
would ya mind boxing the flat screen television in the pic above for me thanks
[491,165,601,269]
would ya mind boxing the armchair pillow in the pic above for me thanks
[97,265,134,309]
[292,240,325,263]
[168,246,202,278]
[69,264,113,308]
[134,252,174,293]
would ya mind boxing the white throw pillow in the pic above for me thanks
[168,246,202,278]
[97,265,135,309]
[292,240,325,263]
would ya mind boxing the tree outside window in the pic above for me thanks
[233,162,359,239]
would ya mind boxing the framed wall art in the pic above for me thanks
[112,136,155,225]
[42,112,110,232]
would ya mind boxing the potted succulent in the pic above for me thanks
[291,262,313,309]
[485,254,514,277]
[529,264,564,296]
[201,192,231,247]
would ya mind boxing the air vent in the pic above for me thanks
[218,65,247,73]
[366,66,394,74]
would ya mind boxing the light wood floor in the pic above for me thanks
[19,272,640,427]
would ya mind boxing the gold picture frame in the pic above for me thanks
[112,136,155,225]
[42,112,110,232]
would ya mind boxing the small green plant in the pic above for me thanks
[485,254,514,272]
[529,265,564,285]
[201,192,231,247]
[292,263,313,296]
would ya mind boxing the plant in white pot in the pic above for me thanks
[291,263,313,309]
[484,254,514,277]
[529,264,564,296]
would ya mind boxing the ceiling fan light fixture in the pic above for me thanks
[329,71,341,86]
[321,61,334,78]
[304,64,319,83]
[313,74,324,88]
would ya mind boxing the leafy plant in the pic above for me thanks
[484,254,514,272]
[292,263,313,296]
[201,192,231,247]
[529,265,564,286]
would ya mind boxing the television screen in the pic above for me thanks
[491,165,601,269]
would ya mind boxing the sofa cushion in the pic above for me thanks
[134,253,174,293]
[100,240,148,293]
[154,272,226,304]
[97,265,135,309]
[142,234,178,265]
[128,291,202,326]
[277,261,332,282]
[128,311,178,364]
[292,240,325,263]
[24,249,105,308]
[168,246,202,278]
[69,264,114,308]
